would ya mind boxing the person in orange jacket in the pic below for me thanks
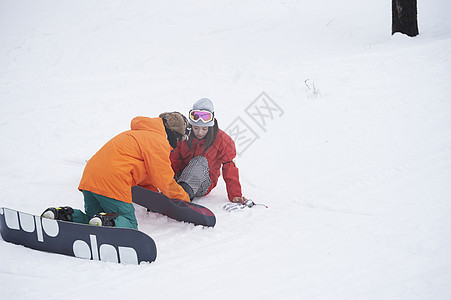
[170,98,248,203]
[42,112,190,229]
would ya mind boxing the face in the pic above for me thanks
[192,126,209,139]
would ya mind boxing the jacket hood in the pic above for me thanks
[131,116,165,134]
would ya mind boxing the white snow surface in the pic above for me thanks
[1,0,451,299]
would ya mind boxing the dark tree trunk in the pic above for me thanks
[392,0,419,37]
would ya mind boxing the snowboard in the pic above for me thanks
[0,207,157,265]
[131,185,216,227]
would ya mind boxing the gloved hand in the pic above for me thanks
[223,199,257,212]
[232,196,248,203]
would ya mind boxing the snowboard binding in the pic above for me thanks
[89,212,119,227]
[41,206,74,222]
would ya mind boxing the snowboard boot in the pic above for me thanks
[89,212,119,227]
[41,206,74,222]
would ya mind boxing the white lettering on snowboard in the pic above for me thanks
[72,234,138,264]
[3,208,58,242]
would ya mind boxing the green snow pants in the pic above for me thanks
[72,190,138,229]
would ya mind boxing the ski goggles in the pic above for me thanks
[189,110,214,123]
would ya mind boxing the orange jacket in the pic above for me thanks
[78,116,190,203]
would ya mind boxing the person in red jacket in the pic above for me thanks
[170,98,248,203]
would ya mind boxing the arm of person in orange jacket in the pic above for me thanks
[142,138,190,202]
[138,182,159,193]
[169,142,183,176]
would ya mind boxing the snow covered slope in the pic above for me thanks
[1,0,450,299]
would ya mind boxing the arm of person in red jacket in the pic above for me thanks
[222,161,245,202]
[219,132,244,202]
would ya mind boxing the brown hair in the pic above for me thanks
[187,119,219,153]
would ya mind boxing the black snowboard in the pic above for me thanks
[0,207,157,264]
[132,185,216,227]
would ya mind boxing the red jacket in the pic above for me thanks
[79,117,190,203]
[170,128,242,201]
